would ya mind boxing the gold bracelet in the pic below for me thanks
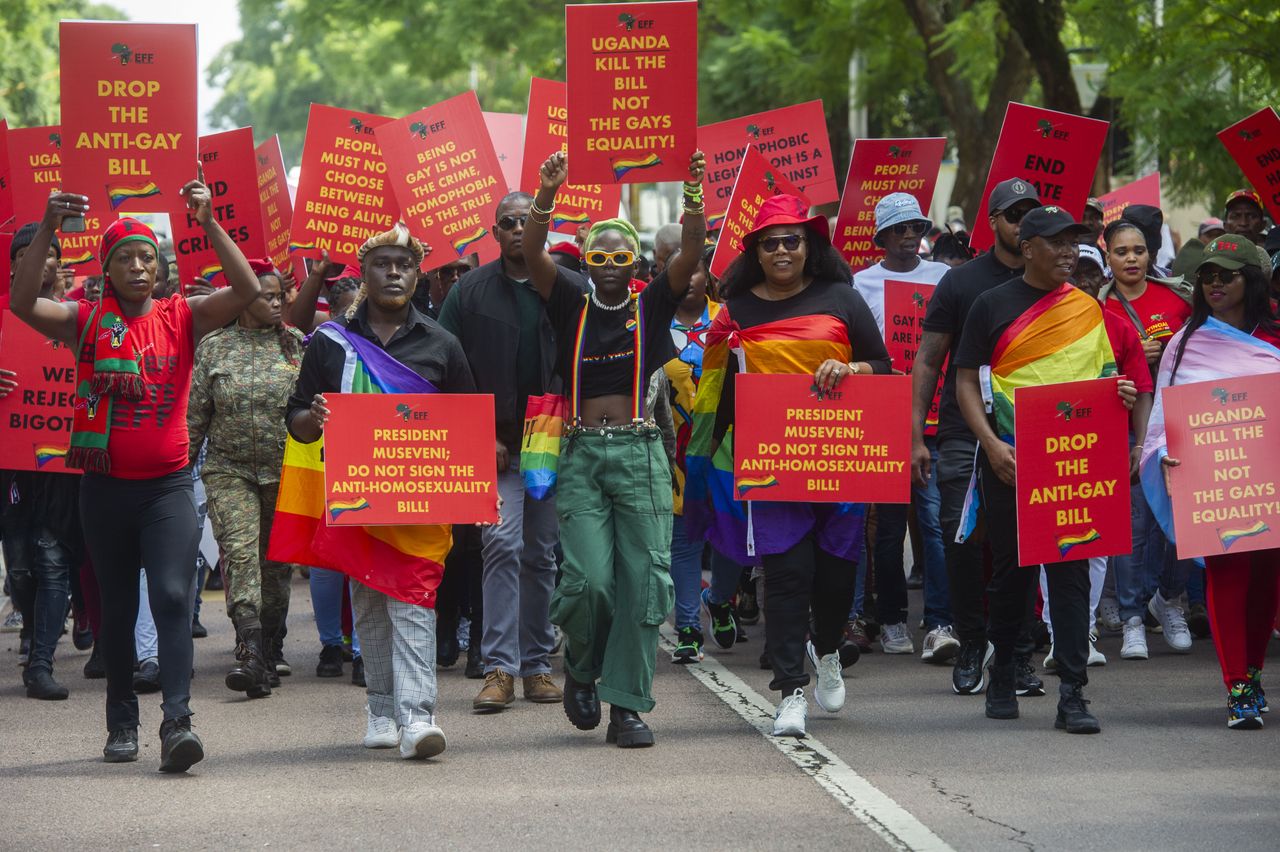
[682,204,705,215]
[531,199,555,216]
[528,209,552,224]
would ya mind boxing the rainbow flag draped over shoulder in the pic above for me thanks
[267,322,453,607]
[684,307,866,564]
[1140,317,1280,547]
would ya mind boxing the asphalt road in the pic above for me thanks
[2,576,1277,851]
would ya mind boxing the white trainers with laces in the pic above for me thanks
[1121,616,1149,660]
[806,641,845,713]
[1097,597,1122,633]
[1148,590,1193,653]
[400,716,447,759]
[879,621,914,654]
[921,625,960,663]
[772,688,808,737]
[1043,643,1056,670]
[363,707,401,749]
[1088,641,1107,666]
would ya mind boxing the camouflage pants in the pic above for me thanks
[204,472,292,630]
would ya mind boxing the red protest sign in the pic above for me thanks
[1162,373,1280,560]
[1098,173,1161,229]
[700,101,837,219]
[708,144,808,279]
[521,77,622,234]
[375,91,504,273]
[833,138,947,271]
[322,393,498,525]
[255,136,294,276]
[969,103,1109,253]
[483,112,524,192]
[1217,107,1280,222]
[6,126,103,274]
[565,1,698,185]
[59,21,197,241]
[171,128,266,288]
[883,279,945,435]
[0,311,77,474]
[734,373,910,503]
[1014,378,1131,566]
[291,104,398,269]
[0,120,12,293]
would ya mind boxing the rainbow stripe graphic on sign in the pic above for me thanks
[199,264,223,283]
[62,250,95,265]
[451,226,488,256]
[736,475,779,497]
[288,240,317,252]
[1219,521,1270,551]
[610,153,662,180]
[706,212,726,231]
[328,497,371,521]
[552,211,590,229]
[107,182,161,209]
[33,445,68,467]
[1056,529,1101,557]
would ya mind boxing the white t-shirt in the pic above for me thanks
[851,259,951,336]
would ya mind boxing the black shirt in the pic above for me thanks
[286,301,475,441]
[921,250,1022,443]
[954,278,1058,369]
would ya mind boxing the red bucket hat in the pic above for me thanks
[741,194,828,248]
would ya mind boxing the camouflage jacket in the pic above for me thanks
[188,324,304,484]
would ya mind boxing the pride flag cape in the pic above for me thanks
[957,283,1115,542]
[683,307,866,564]
[1140,317,1280,547]
[266,322,453,607]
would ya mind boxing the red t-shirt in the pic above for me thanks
[1254,324,1280,349]
[1102,310,1154,393]
[75,296,195,479]
[1103,282,1191,341]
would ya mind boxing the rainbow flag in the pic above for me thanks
[684,309,865,564]
[1056,529,1101,557]
[735,476,778,497]
[328,497,371,521]
[1219,521,1271,551]
[519,393,567,501]
[267,322,452,607]
[33,445,68,467]
[288,240,317,252]
[62,250,95,266]
[199,264,223,283]
[706,213,726,231]
[611,153,662,181]
[107,182,161,209]
[552,211,590,229]
[451,226,488,256]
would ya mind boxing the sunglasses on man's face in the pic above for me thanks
[585,249,636,267]
[999,205,1038,225]
[889,221,927,236]
[757,234,805,253]
[496,215,528,231]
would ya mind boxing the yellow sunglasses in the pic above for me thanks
[585,249,636,267]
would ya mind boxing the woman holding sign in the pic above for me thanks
[522,149,705,748]
[9,184,263,772]
[685,194,891,739]
[1142,237,1280,730]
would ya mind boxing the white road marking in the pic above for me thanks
[660,626,954,852]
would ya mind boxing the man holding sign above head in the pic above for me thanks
[955,206,1138,734]
[285,223,475,760]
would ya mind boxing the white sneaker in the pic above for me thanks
[1097,597,1122,633]
[400,717,447,759]
[1043,643,1056,671]
[1148,591,1192,653]
[921,625,960,663]
[772,688,808,737]
[1088,642,1107,666]
[363,707,400,749]
[1121,616,1149,660]
[806,641,845,713]
[879,622,914,654]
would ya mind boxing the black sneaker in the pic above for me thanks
[83,643,106,679]
[1055,683,1101,734]
[351,656,366,687]
[905,567,924,590]
[103,727,139,763]
[464,645,484,679]
[25,669,70,700]
[1247,666,1268,714]
[671,626,704,664]
[1228,681,1264,729]
[701,588,737,650]
[1014,654,1045,697]
[316,644,344,678]
[158,716,204,773]
[735,577,760,625]
[190,615,208,639]
[952,640,993,695]
[133,658,161,693]
[985,663,1019,719]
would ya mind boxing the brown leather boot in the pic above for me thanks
[472,669,515,711]
[225,627,272,699]
[522,673,564,703]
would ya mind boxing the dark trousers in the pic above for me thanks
[80,469,200,731]
[978,452,1090,686]
[1,522,74,676]
[436,524,484,648]
[762,531,857,694]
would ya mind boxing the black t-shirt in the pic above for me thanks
[954,278,1060,369]
[921,250,1022,443]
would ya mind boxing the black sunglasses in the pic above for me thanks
[999,206,1033,225]
[758,234,805,253]
[890,221,928,236]
[1197,268,1241,287]
[496,215,528,231]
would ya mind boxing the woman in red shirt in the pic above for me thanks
[9,186,262,772]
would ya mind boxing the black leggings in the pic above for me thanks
[80,469,199,731]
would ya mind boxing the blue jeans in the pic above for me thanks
[1113,481,1190,620]
[1,524,73,676]
[310,567,360,657]
[670,514,742,629]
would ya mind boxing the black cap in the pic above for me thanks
[10,222,60,262]
[1018,206,1091,242]
[987,177,1041,215]
[1121,204,1164,259]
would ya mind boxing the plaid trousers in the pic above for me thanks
[350,581,438,727]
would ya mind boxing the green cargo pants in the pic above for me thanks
[204,472,292,632]
[548,426,674,712]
